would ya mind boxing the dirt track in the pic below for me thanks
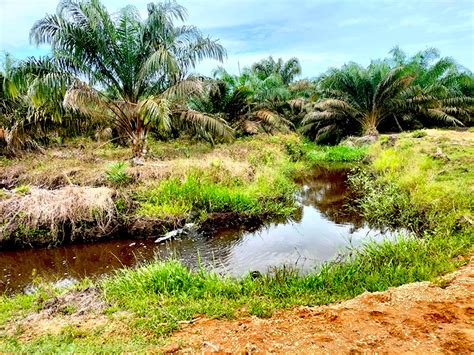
[167,258,474,353]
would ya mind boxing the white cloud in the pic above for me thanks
[1,0,472,74]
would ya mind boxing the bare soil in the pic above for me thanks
[167,257,474,353]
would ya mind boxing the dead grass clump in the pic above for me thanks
[0,186,117,246]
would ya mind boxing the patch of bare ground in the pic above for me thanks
[168,257,474,353]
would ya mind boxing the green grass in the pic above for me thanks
[411,129,427,138]
[351,130,474,235]
[13,184,30,194]
[135,172,296,219]
[1,130,473,352]
[2,228,472,351]
[1,331,159,353]
[99,230,472,336]
[306,145,368,162]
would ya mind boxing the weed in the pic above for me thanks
[306,145,367,163]
[105,161,131,186]
[358,130,474,235]
[14,185,30,195]
[59,305,77,315]
[411,129,427,138]
[136,174,296,219]
[98,230,472,337]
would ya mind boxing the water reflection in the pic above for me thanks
[0,166,397,293]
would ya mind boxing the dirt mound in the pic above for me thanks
[39,287,108,317]
[169,258,474,353]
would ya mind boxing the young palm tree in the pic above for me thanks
[1,54,85,155]
[301,62,414,140]
[29,0,231,157]
[391,48,473,129]
[251,56,302,85]
[194,67,292,135]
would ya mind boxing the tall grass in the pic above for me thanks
[135,169,297,219]
[101,230,472,335]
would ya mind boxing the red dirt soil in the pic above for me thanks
[166,258,474,353]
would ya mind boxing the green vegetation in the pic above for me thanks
[0,0,473,351]
[2,130,473,352]
[306,145,368,163]
[1,229,470,351]
[13,184,30,194]
[300,48,472,143]
[350,130,474,235]
[136,173,296,219]
[105,161,131,186]
[98,231,471,336]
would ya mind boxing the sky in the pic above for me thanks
[1,0,473,78]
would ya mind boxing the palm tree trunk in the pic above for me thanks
[131,127,148,158]
[362,112,379,136]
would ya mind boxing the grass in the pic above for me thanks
[3,228,471,351]
[0,133,369,246]
[13,184,30,194]
[99,230,470,336]
[135,171,296,219]
[350,129,474,235]
[306,145,368,162]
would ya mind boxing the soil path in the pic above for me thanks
[167,258,474,353]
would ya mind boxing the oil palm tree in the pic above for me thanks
[1,54,83,155]
[193,67,291,135]
[301,51,473,142]
[301,62,414,140]
[389,47,473,129]
[29,0,230,157]
[251,56,302,85]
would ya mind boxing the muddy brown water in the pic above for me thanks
[0,167,398,294]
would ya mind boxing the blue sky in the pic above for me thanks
[1,0,473,78]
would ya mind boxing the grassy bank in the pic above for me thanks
[1,129,472,352]
[349,129,474,235]
[0,134,364,247]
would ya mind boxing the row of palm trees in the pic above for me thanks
[1,0,473,156]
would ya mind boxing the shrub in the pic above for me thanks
[14,185,30,195]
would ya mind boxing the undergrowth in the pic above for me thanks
[135,172,296,219]
[2,129,473,352]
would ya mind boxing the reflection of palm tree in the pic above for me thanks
[296,167,365,229]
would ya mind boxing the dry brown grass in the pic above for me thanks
[0,186,116,244]
[128,155,254,183]
[0,135,291,189]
